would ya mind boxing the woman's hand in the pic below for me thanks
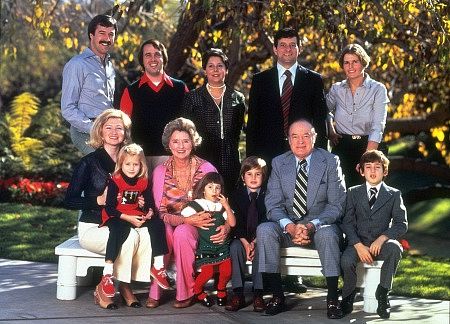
[185,211,215,230]
[97,187,108,206]
[137,195,145,209]
[210,223,230,244]
[142,208,154,220]
[121,214,146,228]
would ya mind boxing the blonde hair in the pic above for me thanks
[113,143,148,179]
[88,109,132,149]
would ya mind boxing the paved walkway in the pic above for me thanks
[0,259,448,324]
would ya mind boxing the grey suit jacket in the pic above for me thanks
[342,182,408,246]
[265,148,346,226]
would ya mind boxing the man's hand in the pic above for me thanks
[241,239,255,261]
[355,243,373,264]
[292,223,312,246]
[210,223,230,244]
[369,235,388,256]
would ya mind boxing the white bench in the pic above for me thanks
[55,235,382,313]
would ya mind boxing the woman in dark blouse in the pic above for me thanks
[181,48,245,193]
[65,109,152,309]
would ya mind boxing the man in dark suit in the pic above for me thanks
[257,119,346,318]
[340,150,407,319]
[246,27,328,164]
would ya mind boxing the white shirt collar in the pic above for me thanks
[366,181,383,197]
[277,62,298,80]
[295,153,312,173]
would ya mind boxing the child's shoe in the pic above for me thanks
[150,266,172,290]
[100,274,115,298]
[196,292,214,307]
[216,290,227,306]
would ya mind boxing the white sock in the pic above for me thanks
[153,256,164,270]
[103,262,114,276]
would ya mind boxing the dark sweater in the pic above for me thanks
[65,148,114,224]
[127,78,186,155]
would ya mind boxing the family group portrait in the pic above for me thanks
[0,1,449,323]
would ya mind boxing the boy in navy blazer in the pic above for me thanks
[340,150,408,319]
[225,156,269,312]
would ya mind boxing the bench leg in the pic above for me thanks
[363,263,382,313]
[56,255,77,300]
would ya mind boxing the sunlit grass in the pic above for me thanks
[0,203,77,262]
[408,198,450,237]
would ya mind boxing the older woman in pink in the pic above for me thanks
[146,117,230,308]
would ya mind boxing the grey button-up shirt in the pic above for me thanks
[61,47,115,134]
[326,74,389,143]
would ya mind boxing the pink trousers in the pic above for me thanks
[148,223,198,301]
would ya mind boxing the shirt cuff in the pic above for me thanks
[310,219,321,231]
[280,218,294,232]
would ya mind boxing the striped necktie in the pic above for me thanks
[281,70,293,135]
[293,159,308,218]
[369,187,377,208]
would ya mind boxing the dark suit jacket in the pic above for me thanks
[246,65,328,163]
[342,182,408,246]
[229,186,267,241]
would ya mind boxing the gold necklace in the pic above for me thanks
[172,158,193,198]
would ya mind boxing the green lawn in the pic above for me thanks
[0,203,78,262]
[0,202,449,300]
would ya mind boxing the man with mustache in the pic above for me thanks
[61,14,117,155]
[120,39,188,173]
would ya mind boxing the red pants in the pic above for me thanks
[194,258,232,298]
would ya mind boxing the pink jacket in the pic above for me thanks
[152,157,217,224]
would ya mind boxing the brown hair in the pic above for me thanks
[339,43,371,69]
[240,156,268,182]
[274,27,300,47]
[113,143,148,179]
[192,172,224,199]
[138,39,168,69]
[202,48,229,70]
[359,150,390,172]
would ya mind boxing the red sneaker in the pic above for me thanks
[100,274,115,298]
[150,266,172,290]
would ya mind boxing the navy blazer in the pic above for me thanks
[246,65,328,163]
[229,186,268,241]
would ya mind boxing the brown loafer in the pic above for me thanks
[146,297,160,308]
[253,296,265,312]
[173,296,194,308]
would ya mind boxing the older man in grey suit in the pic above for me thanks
[257,119,346,318]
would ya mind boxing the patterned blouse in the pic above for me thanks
[159,155,210,226]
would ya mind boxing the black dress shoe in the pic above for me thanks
[265,297,285,316]
[327,299,344,319]
[225,295,245,311]
[197,294,214,307]
[217,295,227,306]
[283,276,307,293]
[341,290,357,315]
[376,285,391,319]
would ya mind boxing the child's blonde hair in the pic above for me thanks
[114,143,148,179]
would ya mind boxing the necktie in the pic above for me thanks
[247,191,259,241]
[369,187,377,208]
[281,70,293,135]
[293,160,308,218]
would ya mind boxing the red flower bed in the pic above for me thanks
[0,177,69,206]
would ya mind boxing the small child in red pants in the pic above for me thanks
[181,172,236,307]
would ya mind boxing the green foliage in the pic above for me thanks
[408,198,450,238]
[0,92,81,180]
[0,203,78,263]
